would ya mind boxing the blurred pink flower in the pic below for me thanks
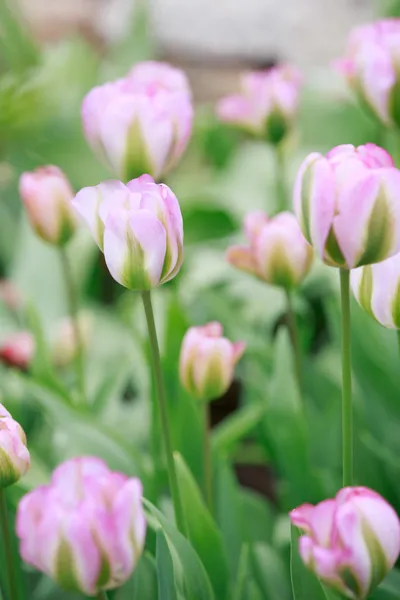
[179,322,245,401]
[73,174,183,290]
[0,402,30,487]
[0,280,22,311]
[16,456,146,595]
[82,61,193,181]
[226,211,313,289]
[290,487,400,599]
[19,166,77,246]
[294,143,400,269]
[216,64,301,143]
[52,313,92,367]
[0,331,35,370]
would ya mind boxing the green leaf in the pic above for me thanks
[290,525,329,600]
[174,453,230,600]
[144,499,215,600]
[370,568,400,600]
[233,544,250,600]
[182,203,238,245]
[133,553,158,600]
[240,489,275,545]
[156,530,179,600]
[251,543,291,600]
[212,402,266,457]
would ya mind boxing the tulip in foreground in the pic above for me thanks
[179,322,245,401]
[19,166,77,246]
[16,456,146,595]
[0,331,35,370]
[226,211,313,289]
[336,19,400,128]
[294,143,400,269]
[0,403,30,487]
[73,174,183,290]
[290,487,400,599]
[82,61,193,181]
[216,64,301,144]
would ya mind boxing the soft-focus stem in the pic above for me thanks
[141,291,187,536]
[0,489,18,600]
[274,142,286,213]
[59,247,86,405]
[397,330,400,360]
[201,402,213,514]
[339,269,353,487]
[96,592,108,600]
[285,290,302,393]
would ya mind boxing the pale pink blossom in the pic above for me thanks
[0,402,30,487]
[0,331,35,370]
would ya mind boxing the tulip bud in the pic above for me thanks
[16,456,146,595]
[216,64,301,144]
[81,61,193,182]
[335,20,400,129]
[73,174,183,290]
[0,403,30,487]
[294,144,400,269]
[290,487,400,600]
[351,252,400,329]
[0,280,22,312]
[0,331,35,370]
[52,313,92,367]
[19,166,77,246]
[179,322,245,401]
[226,211,313,289]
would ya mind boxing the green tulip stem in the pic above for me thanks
[141,291,187,536]
[340,269,353,487]
[96,592,108,600]
[397,331,400,361]
[285,290,302,393]
[59,247,86,405]
[201,402,213,514]
[274,142,286,213]
[0,489,19,600]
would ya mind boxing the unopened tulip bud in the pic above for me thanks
[294,144,400,269]
[216,64,301,144]
[19,166,77,246]
[0,403,30,487]
[179,322,245,401]
[0,280,22,311]
[226,211,313,289]
[335,19,400,129]
[73,174,183,290]
[351,252,400,329]
[290,487,400,600]
[81,61,193,181]
[0,331,34,370]
[52,313,92,367]
[16,456,146,595]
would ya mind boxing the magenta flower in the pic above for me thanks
[19,166,77,246]
[16,457,146,595]
[335,19,400,128]
[73,174,183,290]
[0,403,30,487]
[216,64,301,144]
[351,252,400,329]
[0,331,35,370]
[179,322,245,401]
[81,61,193,181]
[226,210,313,289]
[294,143,400,269]
[290,487,400,599]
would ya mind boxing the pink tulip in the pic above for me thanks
[19,166,77,246]
[351,252,400,329]
[335,19,400,128]
[0,402,30,487]
[290,487,400,599]
[293,143,400,269]
[226,211,313,288]
[52,313,92,367]
[81,61,193,182]
[0,280,22,311]
[179,322,245,401]
[216,64,301,144]
[73,174,183,290]
[16,456,146,595]
[0,331,35,370]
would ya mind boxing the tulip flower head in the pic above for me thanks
[0,331,35,370]
[19,166,77,246]
[226,211,313,289]
[351,252,400,329]
[179,322,245,401]
[16,456,146,595]
[73,174,183,290]
[290,487,400,599]
[0,403,30,487]
[216,64,301,144]
[336,19,400,128]
[52,313,92,367]
[81,61,193,181]
[294,143,400,269]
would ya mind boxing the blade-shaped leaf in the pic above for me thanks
[156,530,179,600]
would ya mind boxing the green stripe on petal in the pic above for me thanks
[263,245,297,289]
[54,539,81,592]
[0,448,18,487]
[121,231,152,291]
[124,119,154,182]
[324,226,347,268]
[358,189,392,267]
[358,266,374,319]
[300,164,314,243]
[361,518,390,594]
[391,282,400,329]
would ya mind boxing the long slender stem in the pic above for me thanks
[274,142,286,213]
[285,290,302,393]
[59,247,86,404]
[0,489,18,600]
[397,331,400,360]
[201,403,213,514]
[96,592,108,600]
[141,291,187,536]
[340,269,353,487]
